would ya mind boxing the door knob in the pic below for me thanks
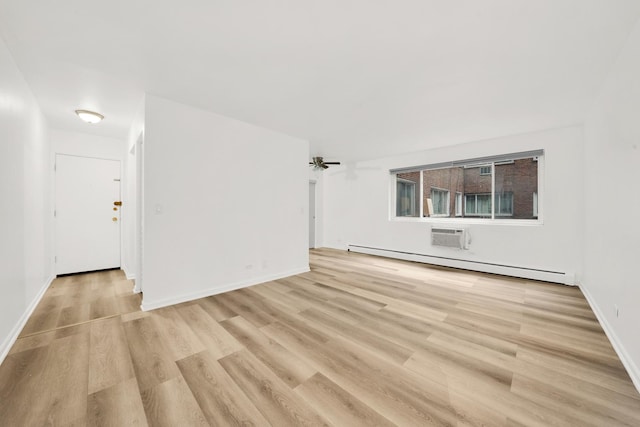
[112,217,118,222]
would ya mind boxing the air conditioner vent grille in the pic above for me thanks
[431,227,466,249]
[431,228,460,235]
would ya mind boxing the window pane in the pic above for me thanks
[494,158,538,219]
[396,173,420,217]
[495,192,513,215]
[465,194,476,214]
[464,194,490,217]
[393,152,541,221]
[463,163,492,215]
[477,194,492,216]
[430,188,450,216]
[422,167,463,217]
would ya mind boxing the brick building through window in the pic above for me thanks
[397,157,538,219]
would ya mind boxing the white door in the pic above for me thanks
[55,154,121,275]
[309,182,316,249]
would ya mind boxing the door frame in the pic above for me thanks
[134,132,144,293]
[53,153,122,275]
[309,180,316,249]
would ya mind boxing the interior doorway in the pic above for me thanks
[309,181,316,249]
[134,133,144,293]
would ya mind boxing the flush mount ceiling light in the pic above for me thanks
[75,109,104,124]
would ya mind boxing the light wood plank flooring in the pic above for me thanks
[1,248,639,426]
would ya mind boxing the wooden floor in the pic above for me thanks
[1,249,639,426]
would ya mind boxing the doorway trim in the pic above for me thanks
[134,132,144,294]
[53,153,122,275]
[309,180,316,249]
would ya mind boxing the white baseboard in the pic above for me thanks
[121,265,135,280]
[0,274,55,365]
[140,266,310,312]
[579,283,640,394]
[347,244,574,285]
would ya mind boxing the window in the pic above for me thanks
[494,192,513,216]
[430,188,449,216]
[463,192,512,217]
[455,192,462,216]
[396,178,418,217]
[391,150,541,221]
[479,166,492,175]
[465,194,492,216]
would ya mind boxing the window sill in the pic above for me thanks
[391,216,543,226]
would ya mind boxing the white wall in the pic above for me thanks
[322,126,584,283]
[51,128,124,160]
[141,95,309,309]
[0,37,52,362]
[583,19,640,389]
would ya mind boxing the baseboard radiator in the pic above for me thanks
[347,244,574,285]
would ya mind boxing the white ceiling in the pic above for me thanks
[1,1,639,160]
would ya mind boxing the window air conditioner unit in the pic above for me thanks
[431,227,466,249]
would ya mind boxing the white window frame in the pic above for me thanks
[465,193,492,217]
[395,178,417,217]
[390,150,544,225]
[455,192,462,217]
[494,192,514,217]
[429,187,450,217]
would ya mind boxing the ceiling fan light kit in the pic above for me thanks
[310,156,340,170]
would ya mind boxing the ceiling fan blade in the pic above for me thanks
[309,157,340,170]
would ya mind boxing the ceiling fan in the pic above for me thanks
[309,156,341,170]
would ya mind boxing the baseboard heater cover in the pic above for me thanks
[347,244,574,285]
